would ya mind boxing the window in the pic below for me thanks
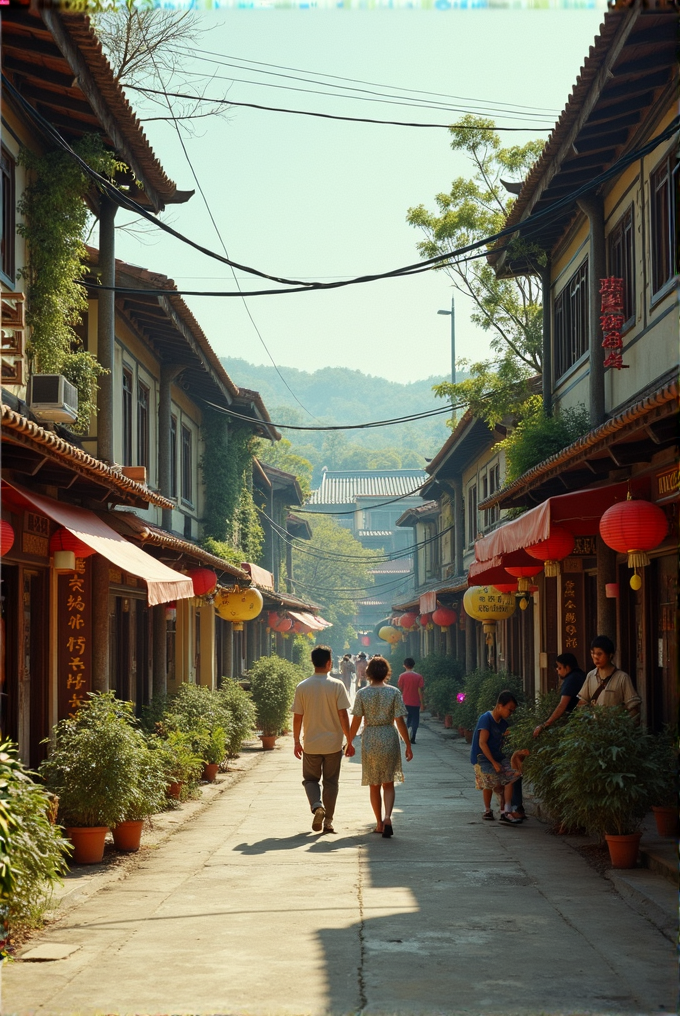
[554,260,589,380]
[170,415,178,498]
[1,147,15,282]
[137,381,149,470]
[467,484,477,546]
[484,463,501,529]
[651,155,679,295]
[608,206,635,324]
[122,368,133,466]
[181,424,193,503]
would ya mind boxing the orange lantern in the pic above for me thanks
[0,520,15,557]
[432,607,457,630]
[504,563,542,593]
[599,496,668,590]
[399,611,418,630]
[525,526,575,577]
[50,527,96,559]
[187,567,218,597]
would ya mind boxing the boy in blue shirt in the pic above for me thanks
[470,691,523,825]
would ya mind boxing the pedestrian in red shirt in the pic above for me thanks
[397,658,424,745]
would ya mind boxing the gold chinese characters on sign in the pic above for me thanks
[561,575,583,653]
[58,558,92,718]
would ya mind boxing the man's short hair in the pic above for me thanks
[404,657,415,669]
[556,652,579,671]
[496,690,518,707]
[311,645,332,667]
[590,635,615,655]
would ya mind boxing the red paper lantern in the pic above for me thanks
[493,582,518,594]
[525,525,575,577]
[399,612,418,630]
[504,563,542,592]
[599,497,668,589]
[418,613,431,627]
[49,527,96,559]
[187,567,218,597]
[361,635,371,646]
[0,520,15,557]
[432,607,457,629]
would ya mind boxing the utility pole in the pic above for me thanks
[437,296,456,385]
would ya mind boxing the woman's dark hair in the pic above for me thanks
[404,657,415,669]
[366,656,391,682]
[556,653,580,671]
[311,645,332,667]
[590,635,615,655]
[496,690,518,707]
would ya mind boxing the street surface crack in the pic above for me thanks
[356,842,368,1013]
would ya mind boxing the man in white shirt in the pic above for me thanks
[293,645,354,834]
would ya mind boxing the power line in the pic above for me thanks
[178,46,560,115]
[129,84,553,131]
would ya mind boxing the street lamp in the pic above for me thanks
[437,296,456,385]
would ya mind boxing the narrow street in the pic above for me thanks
[7,722,675,1016]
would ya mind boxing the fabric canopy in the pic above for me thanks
[3,482,193,606]
[468,550,539,587]
[474,478,650,564]
[241,561,275,590]
[288,610,332,631]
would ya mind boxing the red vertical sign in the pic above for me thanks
[599,277,629,371]
[58,558,92,718]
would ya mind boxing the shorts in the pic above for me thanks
[473,756,520,790]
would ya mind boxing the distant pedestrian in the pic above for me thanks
[578,636,641,717]
[471,691,523,825]
[397,657,424,745]
[339,654,355,694]
[293,645,353,834]
[355,653,368,688]
[533,652,587,738]
[346,655,413,838]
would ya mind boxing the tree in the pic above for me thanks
[407,116,546,426]
[291,516,378,655]
[255,438,313,501]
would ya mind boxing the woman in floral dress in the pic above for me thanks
[346,656,413,837]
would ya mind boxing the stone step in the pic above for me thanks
[606,868,678,942]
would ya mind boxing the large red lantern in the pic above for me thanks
[599,496,668,590]
[493,582,518,594]
[399,611,418,630]
[418,613,431,628]
[504,563,542,593]
[525,526,575,577]
[187,567,218,597]
[49,527,96,559]
[432,607,457,630]
[0,520,15,557]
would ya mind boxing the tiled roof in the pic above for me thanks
[308,470,426,505]
[358,530,392,538]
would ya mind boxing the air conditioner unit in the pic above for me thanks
[28,374,79,424]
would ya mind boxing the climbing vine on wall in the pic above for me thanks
[200,413,264,563]
[17,136,123,433]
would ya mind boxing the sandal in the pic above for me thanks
[382,821,393,838]
[482,810,495,821]
[499,812,522,825]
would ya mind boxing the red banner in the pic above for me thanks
[599,277,629,371]
[58,558,92,718]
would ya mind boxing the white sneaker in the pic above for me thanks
[312,806,325,831]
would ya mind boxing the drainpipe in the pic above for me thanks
[450,477,464,577]
[158,363,183,531]
[577,194,606,427]
[541,261,552,417]
[96,197,117,464]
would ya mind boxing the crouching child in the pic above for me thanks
[470,691,523,826]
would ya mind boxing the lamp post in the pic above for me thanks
[437,296,455,385]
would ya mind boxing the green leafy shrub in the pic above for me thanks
[40,693,153,828]
[0,742,70,941]
[646,730,677,806]
[216,680,256,756]
[417,655,464,717]
[193,726,228,766]
[147,731,204,788]
[507,692,566,825]
[249,655,297,736]
[552,707,667,838]
[501,398,590,483]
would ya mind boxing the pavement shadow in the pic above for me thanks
[232,833,361,855]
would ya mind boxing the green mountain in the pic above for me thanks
[221,358,458,478]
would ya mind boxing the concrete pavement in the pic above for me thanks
[6,718,675,1016]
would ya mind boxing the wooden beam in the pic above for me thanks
[3,53,75,88]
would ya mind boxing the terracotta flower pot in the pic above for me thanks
[260,735,277,750]
[202,763,219,783]
[112,820,144,852]
[651,805,679,838]
[457,726,465,737]
[464,729,473,744]
[66,826,108,865]
[444,714,453,729]
[605,831,642,869]
[166,781,183,799]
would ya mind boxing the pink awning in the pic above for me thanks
[2,482,193,606]
[473,478,650,564]
[241,561,275,591]
[288,610,331,631]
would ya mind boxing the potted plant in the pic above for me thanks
[112,744,168,852]
[648,731,678,838]
[148,730,204,801]
[40,693,143,864]
[552,707,665,868]
[195,726,227,782]
[249,656,296,750]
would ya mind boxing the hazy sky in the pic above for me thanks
[111,9,604,384]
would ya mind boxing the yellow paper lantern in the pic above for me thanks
[214,586,264,630]
[378,625,401,645]
[463,585,516,622]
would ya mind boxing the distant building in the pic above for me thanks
[306,469,425,640]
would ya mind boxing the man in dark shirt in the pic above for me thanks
[533,653,586,738]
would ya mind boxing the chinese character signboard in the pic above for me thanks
[599,277,629,371]
[561,573,584,655]
[58,558,92,718]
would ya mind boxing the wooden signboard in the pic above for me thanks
[561,572,585,658]
[57,558,92,718]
